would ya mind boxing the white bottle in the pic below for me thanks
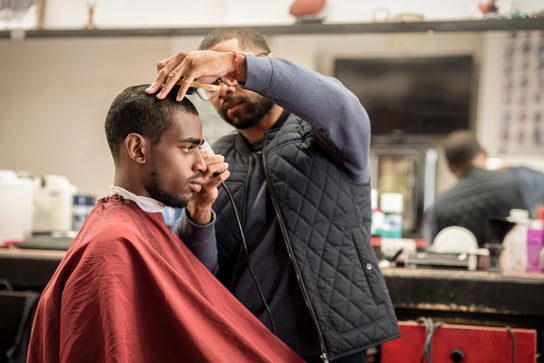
[0,170,34,244]
[371,189,384,236]
[380,192,403,239]
[501,209,530,273]
[33,174,77,233]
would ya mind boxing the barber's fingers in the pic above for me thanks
[146,53,190,99]
[155,55,176,72]
[147,50,231,101]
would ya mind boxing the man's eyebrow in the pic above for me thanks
[179,137,203,145]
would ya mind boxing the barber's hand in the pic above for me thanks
[185,149,230,225]
[145,50,242,101]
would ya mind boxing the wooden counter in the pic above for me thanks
[382,267,544,326]
[1,248,543,358]
[0,248,65,290]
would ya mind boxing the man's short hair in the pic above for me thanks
[199,27,271,54]
[104,84,198,163]
[444,129,482,168]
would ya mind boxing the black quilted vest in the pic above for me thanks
[212,114,399,360]
[433,167,525,246]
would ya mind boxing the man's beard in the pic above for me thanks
[220,94,274,130]
[147,170,188,209]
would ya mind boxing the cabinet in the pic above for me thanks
[381,321,537,363]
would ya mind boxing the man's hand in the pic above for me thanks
[145,50,243,102]
[186,149,229,225]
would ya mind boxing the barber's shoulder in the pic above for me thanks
[212,132,237,152]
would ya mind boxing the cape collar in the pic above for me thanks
[109,185,164,213]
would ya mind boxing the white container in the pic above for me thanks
[371,188,384,235]
[380,192,403,239]
[381,192,404,214]
[33,174,77,233]
[501,209,530,273]
[0,170,34,245]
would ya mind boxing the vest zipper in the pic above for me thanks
[261,144,330,363]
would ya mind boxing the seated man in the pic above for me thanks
[27,84,304,363]
[424,129,544,247]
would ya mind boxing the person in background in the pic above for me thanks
[27,84,304,363]
[146,27,399,363]
[424,129,544,247]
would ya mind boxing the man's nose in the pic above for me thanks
[195,148,208,172]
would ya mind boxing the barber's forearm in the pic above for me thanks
[243,55,366,124]
[244,55,370,182]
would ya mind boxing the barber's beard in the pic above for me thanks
[221,94,274,130]
[148,170,188,209]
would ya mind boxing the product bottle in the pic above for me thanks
[501,209,530,273]
[526,218,544,273]
[72,194,96,232]
[379,192,403,239]
[540,206,544,271]
[370,188,384,236]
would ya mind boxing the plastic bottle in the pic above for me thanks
[539,206,544,271]
[501,209,530,273]
[526,218,544,273]
[0,170,34,245]
[379,192,403,239]
[72,194,96,231]
[370,188,384,236]
[33,174,77,233]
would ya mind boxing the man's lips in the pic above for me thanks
[188,176,205,193]
[189,182,202,193]
[222,100,243,116]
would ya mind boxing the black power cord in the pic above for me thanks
[219,182,278,335]
[201,141,277,334]
[505,325,517,363]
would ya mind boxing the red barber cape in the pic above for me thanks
[27,196,304,363]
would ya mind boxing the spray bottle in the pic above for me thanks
[526,205,544,273]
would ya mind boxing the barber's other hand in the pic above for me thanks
[145,50,240,101]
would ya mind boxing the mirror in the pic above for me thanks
[0,28,542,213]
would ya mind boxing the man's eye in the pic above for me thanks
[181,146,194,153]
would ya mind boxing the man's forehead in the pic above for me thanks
[168,112,202,139]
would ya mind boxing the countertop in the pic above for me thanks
[1,247,543,357]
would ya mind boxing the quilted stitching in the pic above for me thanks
[213,116,399,357]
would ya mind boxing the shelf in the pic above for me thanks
[1,17,544,39]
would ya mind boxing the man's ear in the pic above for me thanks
[124,133,148,164]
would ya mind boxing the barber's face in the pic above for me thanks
[207,39,273,130]
[146,111,206,208]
